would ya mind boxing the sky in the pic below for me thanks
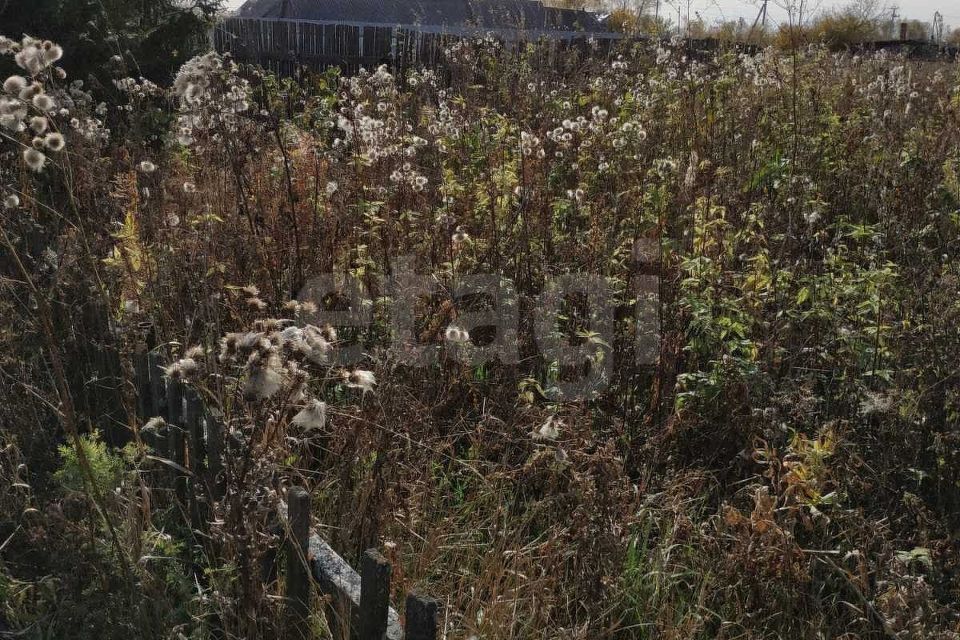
[222,0,960,31]
[667,0,959,30]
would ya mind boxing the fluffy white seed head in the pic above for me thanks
[14,47,42,75]
[243,359,283,400]
[444,325,470,343]
[23,147,46,172]
[19,83,40,101]
[292,399,327,431]
[41,42,63,64]
[301,325,332,364]
[44,132,64,152]
[143,416,166,434]
[452,226,470,246]
[29,115,47,133]
[345,369,376,394]
[32,93,55,112]
[0,113,21,131]
[3,75,26,94]
[163,357,198,380]
[0,97,19,115]
[531,416,561,441]
[185,345,206,359]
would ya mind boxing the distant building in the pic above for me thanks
[215,0,619,73]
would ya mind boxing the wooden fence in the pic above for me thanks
[856,38,959,59]
[133,347,440,639]
[212,17,959,77]
[213,17,622,75]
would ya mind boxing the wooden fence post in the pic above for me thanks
[358,549,391,640]
[183,388,205,531]
[147,352,167,455]
[133,351,151,420]
[183,388,204,471]
[166,378,184,451]
[166,379,188,505]
[286,487,311,639]
[205,407,225,500]
[133,350,152,448]
[404,593,440,640]
[147,352,166,419]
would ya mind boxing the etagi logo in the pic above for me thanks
[297,243,660,401]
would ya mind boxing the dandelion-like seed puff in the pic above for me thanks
[1,36,71,173]
[345,369,376,394]
[23,148,46,172]
[292,399,328,431]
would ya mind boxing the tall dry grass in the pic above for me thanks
[1,33,959,639]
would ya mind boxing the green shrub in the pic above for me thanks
[54,431,125,494]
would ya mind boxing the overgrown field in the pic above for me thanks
[1,33,960,639]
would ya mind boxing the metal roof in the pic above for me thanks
[237,0,606,32]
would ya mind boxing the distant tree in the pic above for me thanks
[0,0,221,90]
[703,17,770,43]
[606,8,640,33]
[711,19,745,41]
[686,15,709,38]
[901,19,931,41]
[641,14,675,35]
[774,22,811,50]
[605,7,672,35]
[809,6,883,49]
[949,26,960,46]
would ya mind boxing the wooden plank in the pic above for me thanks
[286,487,312,639]
[205,407,225,500]
[166,379,184,456]
[404,593,440,640]
[350,25,361,58]
[134,348,160,451]
[363,26,376,62]
[324,24,337,58]
[183,388,205,530]
[133,350,151,420]
[183,389,204,473]
[146,352,168,456]
[166,379,188,504]
[358,550,391,640]
[148,352,166,418]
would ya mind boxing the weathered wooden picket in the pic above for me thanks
[133,347,439,639]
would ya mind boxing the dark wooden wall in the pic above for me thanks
[213,17,622,75]
[212,18,958,77]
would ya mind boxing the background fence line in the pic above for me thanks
[212,17,959,77]
[213,17,623,76]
